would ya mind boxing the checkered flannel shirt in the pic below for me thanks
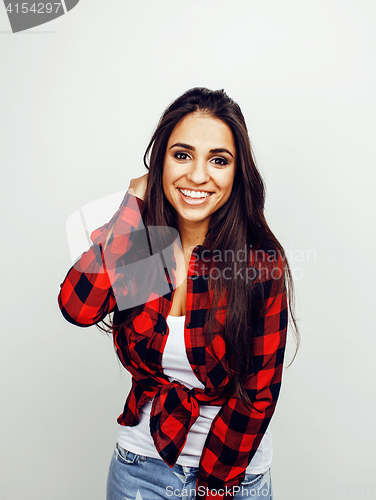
[58,191,288,499]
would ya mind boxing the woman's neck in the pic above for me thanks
[177,219,208,253]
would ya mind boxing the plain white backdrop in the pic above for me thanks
[1,1,375,499]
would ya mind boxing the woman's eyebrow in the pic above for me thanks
[169,143,234,158]
[210,148,234,158]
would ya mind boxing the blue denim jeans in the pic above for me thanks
[107,443,273,499]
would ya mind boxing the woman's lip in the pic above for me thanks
[177,187,213,193]
[176,187,213,206]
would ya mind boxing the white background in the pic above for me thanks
[1,1,376,499]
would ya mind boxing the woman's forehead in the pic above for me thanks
[167,113,236,152]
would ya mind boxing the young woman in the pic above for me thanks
[58,87,298,499]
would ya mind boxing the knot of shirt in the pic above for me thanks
[149,380,229,467]
[149,381,200,467]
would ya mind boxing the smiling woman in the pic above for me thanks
[58,87,299,500]
[163,113,236,233]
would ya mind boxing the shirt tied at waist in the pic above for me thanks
[149,380,228,467]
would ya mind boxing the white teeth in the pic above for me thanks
[178,188,210,199]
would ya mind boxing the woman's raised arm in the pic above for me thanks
[58,176,147,327]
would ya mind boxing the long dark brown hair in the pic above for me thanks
[100,87,299,406]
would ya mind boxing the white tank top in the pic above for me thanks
[117,315,272,473]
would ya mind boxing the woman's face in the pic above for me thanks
[163,113,236,231]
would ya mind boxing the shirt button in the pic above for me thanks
[193,369,199,374]
[186,323,191,328]
[191,275,199,280]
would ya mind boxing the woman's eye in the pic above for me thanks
[212,157,228,166]
[174,152,190,160]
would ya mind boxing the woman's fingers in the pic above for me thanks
[129,173,148,200]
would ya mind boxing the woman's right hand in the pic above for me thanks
[104,173,148,251]
[128,173,148,201]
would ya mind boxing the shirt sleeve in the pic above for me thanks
[196,253,288,498]
[58,191,144,327]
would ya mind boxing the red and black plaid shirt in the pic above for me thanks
[58,192,287,499]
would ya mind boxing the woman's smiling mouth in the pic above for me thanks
[177,187,214,205]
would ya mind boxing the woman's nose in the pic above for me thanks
[186,160,210,184]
